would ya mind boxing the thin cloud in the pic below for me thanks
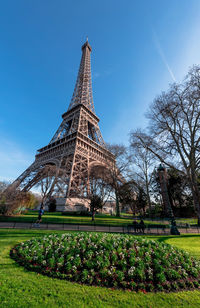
[177,18,200,79]
[0,136,32,182]
[153,31,176,82]
[104,69,112,76]
[93,69,112,80]
[93,72,101,79]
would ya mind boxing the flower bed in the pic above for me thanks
[10,233,200,292]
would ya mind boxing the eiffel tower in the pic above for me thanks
[9,39,115,209]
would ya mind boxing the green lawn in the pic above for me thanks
[0,211,198,228]
[0,211,135,226]
[0,229,200,307]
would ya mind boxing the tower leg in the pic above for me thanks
[64,152,90,211]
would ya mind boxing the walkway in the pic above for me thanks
[0,221,199,235]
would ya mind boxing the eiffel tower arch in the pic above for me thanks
[8,40,115,210]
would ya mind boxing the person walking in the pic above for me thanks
[139,219,145,234]
[132,220,138,233]
[34,203,45,227]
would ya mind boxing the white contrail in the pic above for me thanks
[153,31,176,82]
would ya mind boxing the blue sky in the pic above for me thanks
[1,0,200,182]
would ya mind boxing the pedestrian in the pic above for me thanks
[35,203,45,227]
[139,219,145,234]
[132,220,138,233]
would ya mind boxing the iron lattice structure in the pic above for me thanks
[9,40,115,204]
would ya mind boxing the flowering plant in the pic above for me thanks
[10,232,200,292]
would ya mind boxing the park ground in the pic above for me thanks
[1,228,200,308]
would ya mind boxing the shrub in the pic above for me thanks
[157,284,164,291]
[48,198,57,212]
[0,204,7,215]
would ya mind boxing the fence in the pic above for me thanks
[0,221,199,235]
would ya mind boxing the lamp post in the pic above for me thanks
[157,164,180,235]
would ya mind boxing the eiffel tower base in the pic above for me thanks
[55,197,90,212]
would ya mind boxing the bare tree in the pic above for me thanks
[129,144,156,216]
[118,180,148,216]
[118,181,137,215]
[0,181,9,193]
[36,165,58,204]
[130,65,200,224]
[89,166,113,220]
[0,188,33,215]
[106,144,130,217]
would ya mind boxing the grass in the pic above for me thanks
[0,211,135,226]
[0,211,198,228]
[0,228,200,307]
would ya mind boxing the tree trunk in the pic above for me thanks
[115,191,120,217]
[146,185,152,217]
[91,210,95,221]
[190,184,200,225]
[187,173,200,225]
[189,169,200,225]
[144,169,152,217]
[143,204,146,216]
